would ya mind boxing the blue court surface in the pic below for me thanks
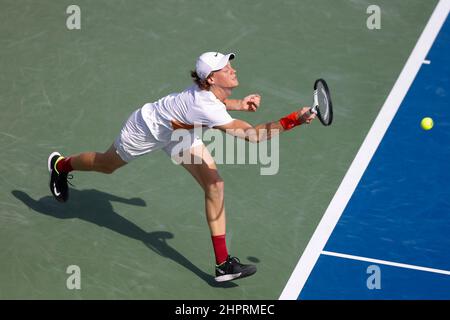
[281,1,450,300]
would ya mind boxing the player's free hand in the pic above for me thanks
[297,107,316,124]
[240,94,261,112]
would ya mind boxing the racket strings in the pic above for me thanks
[315,82,332,126]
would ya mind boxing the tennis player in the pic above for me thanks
[48,51,316,282]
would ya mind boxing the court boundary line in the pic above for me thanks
[322,251,450,276]
[279,0,450,300]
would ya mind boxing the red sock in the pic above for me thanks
[56,157,74,173]
[211,234,229,265]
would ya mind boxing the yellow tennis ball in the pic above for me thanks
[421,117,434,130]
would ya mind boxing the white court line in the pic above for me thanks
[279,0,450,300]
[423,60,431,64]
[322,251,450,276]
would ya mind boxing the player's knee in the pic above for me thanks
[101,164,119,174]
[101,167,114,174]
[96,151,125,174]
[205,179,224,197]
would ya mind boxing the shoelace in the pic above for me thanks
[62,173,75,187]
[67,174,74,186]
[229,256,240,263]
[216,256,240,268]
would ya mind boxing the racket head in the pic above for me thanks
[313,79,333,126]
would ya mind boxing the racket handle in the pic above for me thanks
[309,105,318,115]
[303,89,318,121]
[299,107,316,124]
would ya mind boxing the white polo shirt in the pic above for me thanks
[140,85,234,142]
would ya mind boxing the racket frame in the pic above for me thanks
[311,78,333,126]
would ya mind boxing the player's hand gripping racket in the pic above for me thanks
[308,79,333,126]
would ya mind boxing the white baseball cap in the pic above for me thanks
[195,52,235,80]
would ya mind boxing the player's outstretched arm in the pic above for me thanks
[215,107,316,143]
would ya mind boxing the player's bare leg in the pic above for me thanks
[180,144,225,236]
[180,144,256,282]
[69,144,127,174]
[48,144,126,202]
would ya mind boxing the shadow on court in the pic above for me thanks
[12,189,237,288]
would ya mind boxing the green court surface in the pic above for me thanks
[0,0,437,299]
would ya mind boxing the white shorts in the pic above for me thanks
[113,109,203,162]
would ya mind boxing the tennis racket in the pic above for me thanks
[309,79,333,126]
